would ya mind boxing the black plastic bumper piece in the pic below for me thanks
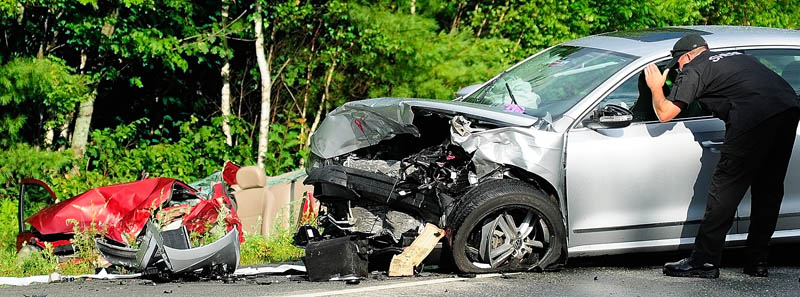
[303,236,369,282]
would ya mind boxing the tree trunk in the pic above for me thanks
[220,0,233,146]
[255,1,271,169]
[305,59,336,150]
[450,3,464,33]
[410,0,416,15]
[44,129,55,147]
[71,52,93,157]
[58,112,74,149]
[221,62,232,145]
[71,8,118,158]
[299,23,322,141]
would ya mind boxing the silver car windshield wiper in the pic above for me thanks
[505,82,519,105]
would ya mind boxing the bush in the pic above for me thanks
[87,116,255,183]
[0,199,20,253]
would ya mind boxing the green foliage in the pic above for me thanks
[0,57,89,147]
[64,218,104,275]
[0,199,20,253]
[87,115,255,182]
[348,4,512,99]
[702,0,800,28]
[0,143,84,200]
[589,0,710,35]
[264,115,307,176]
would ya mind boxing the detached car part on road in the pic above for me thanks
[296,26,800,277]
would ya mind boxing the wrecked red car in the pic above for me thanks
[16,163,243,277]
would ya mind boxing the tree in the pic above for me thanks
[220,0,233,146]
[254,0,271,168]
[0,57,89,148]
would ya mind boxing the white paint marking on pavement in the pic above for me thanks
[280,273,512,297]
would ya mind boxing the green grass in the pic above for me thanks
[240,230,304,267]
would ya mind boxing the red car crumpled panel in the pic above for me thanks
[27,178,179,244]
[183,183,244,243]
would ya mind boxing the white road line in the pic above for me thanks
[280,273,510,297]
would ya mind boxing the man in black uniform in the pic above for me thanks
[644,34,800,278]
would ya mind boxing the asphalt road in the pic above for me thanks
[3,245,800,297]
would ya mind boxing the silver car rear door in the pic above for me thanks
[737,47,800,238]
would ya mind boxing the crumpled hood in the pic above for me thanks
[27,178,179,244]
[310,97,538,159]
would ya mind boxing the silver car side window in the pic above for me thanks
[744,49,800,95]
[597,63,710,123]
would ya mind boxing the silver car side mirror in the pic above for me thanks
[455,84,482,99]
[586,104,633,129]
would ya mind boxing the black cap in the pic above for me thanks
[667,34,708,69]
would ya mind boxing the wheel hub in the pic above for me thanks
[512,238,522,250]
[475,209,548,268]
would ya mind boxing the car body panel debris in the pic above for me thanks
[17,162,320,281]
[136,221,240,278]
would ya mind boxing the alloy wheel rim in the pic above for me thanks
[465,207,551,269]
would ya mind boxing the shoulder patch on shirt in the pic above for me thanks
[708,52,742,63]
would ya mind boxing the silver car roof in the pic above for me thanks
[563,26,800,58]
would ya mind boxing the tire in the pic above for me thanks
[446,179,566,273]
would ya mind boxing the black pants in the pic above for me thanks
[691,108,800,266]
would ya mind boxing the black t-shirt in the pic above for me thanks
[667,50,800,139]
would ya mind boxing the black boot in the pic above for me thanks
[744,261,768,277]
[663,258,719,278]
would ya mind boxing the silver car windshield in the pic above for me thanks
[463,46,637,118]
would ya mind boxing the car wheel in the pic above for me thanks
[447,179,565,273]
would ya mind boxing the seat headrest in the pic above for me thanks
[236,166,267,190]
[782,61,800,86]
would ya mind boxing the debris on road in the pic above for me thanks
[233,264,307,276]
[303,236,369,282]
[135,221,240,280]
[389,224,445,277]
[0,269,141,286]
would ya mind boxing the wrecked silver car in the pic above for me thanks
[296,26,800,276]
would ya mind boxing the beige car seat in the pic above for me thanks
[233,166,273,235]
[265,171,315,230]
[234,167,315,237]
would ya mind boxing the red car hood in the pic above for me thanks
[26,177,183,244]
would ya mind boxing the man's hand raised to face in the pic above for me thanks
[643,63,681,122]
[644,63,669,91]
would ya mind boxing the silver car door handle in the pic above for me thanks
[700,140,724,147]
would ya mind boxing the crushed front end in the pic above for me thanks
[295,98,564,280]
